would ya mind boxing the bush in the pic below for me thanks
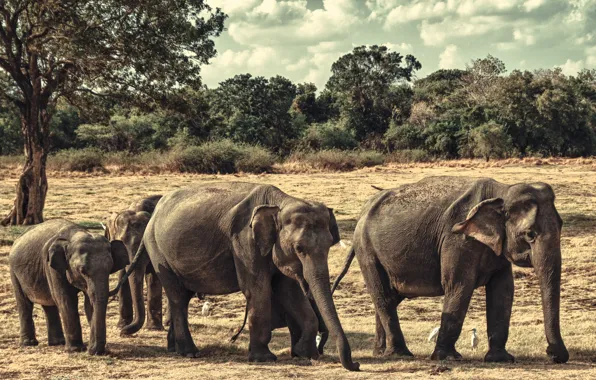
[385,149,431,163]
[384,122,425,151]
[298,121,357,151]
[287,149,384,171]
[49,148,105,172]
[167,140,274,174]
[469,122,513,161]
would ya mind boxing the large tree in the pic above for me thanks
[0,0,226,225]
[326,45,421,141]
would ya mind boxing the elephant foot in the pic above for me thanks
[66,343,87,353]
[248,349,277,362]
[484,348,515,363]
[431,348,462,361]
[547,344,569,364]
[176,342,200,358]
[291,340,319,360]
[48,337,66,346]
[145,322,165,331]
[373,345,386,357]
[117,318,132,329]
[88,343,107,356]
[20,338,39,347]
[384,346,414,358]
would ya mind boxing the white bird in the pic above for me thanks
[428,326,440,343]
[470,328,479,351]
[202,301,212,317]
[316,333,322,348]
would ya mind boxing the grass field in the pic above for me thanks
[0,161,595,379]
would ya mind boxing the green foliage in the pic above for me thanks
[469,122,513,161]
[299,122,358,151]
[384,122,425,151]
[0,108,22,155]
[167,140,274,174]
[50,148,105,172]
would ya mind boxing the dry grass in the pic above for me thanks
[0,162,595,379]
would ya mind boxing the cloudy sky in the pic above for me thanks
[202,0,596,89]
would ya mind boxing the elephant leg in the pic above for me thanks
[275,276,318,359]
[54,288,85,352]
[11,272,38,347]
[360,258,412,357]
[164,298,171,327]
[145,269,164,331]
[243,275,276,362]
[117,269,133,328]
[309,299,328,355]
[484,265,515,363]
[43,306,65,346]
[159,266,198,357]
[374,312,386,356]
[431,285,474,361]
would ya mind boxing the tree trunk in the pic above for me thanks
[2,89,51,226]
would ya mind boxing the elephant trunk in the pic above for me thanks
[120,267,145,335]
[304,262,359,371]
[533,238,569,363]
[88,282,109,355]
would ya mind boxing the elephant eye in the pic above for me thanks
[524,230,537,243]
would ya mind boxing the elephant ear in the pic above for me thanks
[327,208,341,245]
[452,198,505,256]
[49,238,69,274]
[250,205,280,256]
[110,240,130,274]
[104,212,119,240]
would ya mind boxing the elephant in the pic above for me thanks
[9,219,129,354]
[104,195,163,334]
[332,176,569,364]
[113,182,359,371]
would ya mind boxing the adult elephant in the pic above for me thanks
[114,182,359,371]
[332,176,569,364]
[104,195,163,334]
[9,219,129,354]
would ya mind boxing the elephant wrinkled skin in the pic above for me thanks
[333,176,569,364]
[9,219,128,355]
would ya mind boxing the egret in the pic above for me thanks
[202,301,212,317]
[428,326,440,343]
[316,333,322,348]
[470,328,478,351]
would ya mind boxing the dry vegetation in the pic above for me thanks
[0,160,595,379]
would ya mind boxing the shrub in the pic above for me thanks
[167,140,274,174]
[287,149,384,171]
[298,121,357,151]
[49,148,105,172]
[385,149,431,163]
[384,122,425,151]
[469,122,513,161]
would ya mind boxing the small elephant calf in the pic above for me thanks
[9,219,129,354]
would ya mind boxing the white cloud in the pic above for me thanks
[513,29,536,46]
[586,46,596,67]
[420,16,505,46]
[523,0,546,12]
[558,59,585,76]
[384,42,413,52]
[438,44,464,69]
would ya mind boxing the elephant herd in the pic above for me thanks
[8,177,569,372]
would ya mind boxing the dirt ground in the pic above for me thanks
[0,162,595,379]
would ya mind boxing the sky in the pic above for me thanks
[201,0,596,89]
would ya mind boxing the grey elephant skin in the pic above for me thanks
[9,219,129,354]
[333,176,569,364]
[105,195,163,335]
[117,182,359,371]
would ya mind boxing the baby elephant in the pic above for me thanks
[105,195,162,334]
[9,219,129,354]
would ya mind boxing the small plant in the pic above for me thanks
[385,149,431,163]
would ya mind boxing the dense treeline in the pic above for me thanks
[1,47,595,161]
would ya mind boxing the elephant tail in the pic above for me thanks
[109,239,146,297]
[331,246,356,295]
[230,303,249,343]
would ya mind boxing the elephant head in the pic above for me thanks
[248,201,359,371]
[48,232,128,354]
[452,182,568,363]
